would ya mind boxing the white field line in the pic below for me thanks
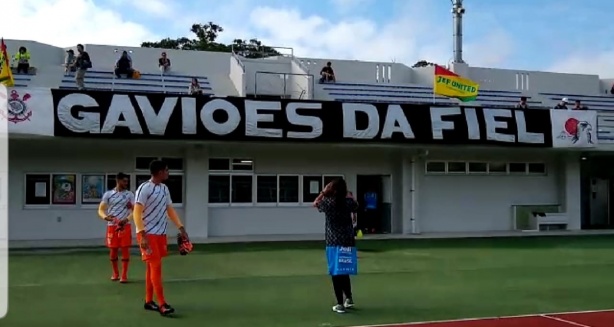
[349,309,614,327]
[540,314,592,327]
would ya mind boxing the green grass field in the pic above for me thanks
[5,235,614,327]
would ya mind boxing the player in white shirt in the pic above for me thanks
[97,172,135,283]
[133,160,188,316]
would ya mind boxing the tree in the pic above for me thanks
[141,22,280,58]
[411,60,436,68]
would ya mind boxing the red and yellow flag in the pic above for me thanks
[0,38,14,87]
[433,65,478,102]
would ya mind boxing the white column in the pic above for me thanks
[560,154,582,230]
[184,145,209,238]
[400,155,416,234]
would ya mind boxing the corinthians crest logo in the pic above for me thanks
[1,90,33,123]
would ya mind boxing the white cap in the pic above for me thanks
[562,97,568,102]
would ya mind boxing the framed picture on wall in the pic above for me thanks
[81,174,105,204]
[51,174,77,205]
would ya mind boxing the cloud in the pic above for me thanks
[122,0,173,17]
[330,0,374,13]
[548,51,614,78]
[2,0,514,70]
[1,0,158,47]
[247,4,513,68]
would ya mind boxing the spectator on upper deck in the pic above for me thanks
[515,96,529,109]
[12,46,31,74]
[189,77,203,95]
[319,61,336,83]
[114,51,134,78]
[159,52,171,74]
[73,44,92,90]
[64,49,76,75]
[554,98,568,109]
[573,100,588,110]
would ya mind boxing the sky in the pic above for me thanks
[3,0,614,77]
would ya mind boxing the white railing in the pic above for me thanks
[254,71,314,99]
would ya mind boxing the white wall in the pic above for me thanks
[415,149,563,233]
[229,54,246,96]
[83,44,232,76]
[243,57,292,96]
[3,40,64,69]
[206,143,397,237]
[297,57,412,84]
[289,59,312,99]
[469,67,601,95]
[601,79,614,94]
[5,38,614,99]
[8,138,186,241]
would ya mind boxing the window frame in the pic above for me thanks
[322,174,344,187]
[23,173,52,208]
[301,175,322,206]
[50,173,78,206]
[277,174,300,206]
[133,173,183,207]
[80,173,107,207]
[425,161,446,174]
[527,162,547,175]
[230,173,254,207]
[231,159,254,172]
[164,173,185,207]
[467,162,488,175]
[208,158,231,172]
[134,156,184,172]
[208,173,231,207]
[255,174,278,207]
[447,162,467,174]
[487,162,508,175]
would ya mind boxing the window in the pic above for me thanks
[137,157,183,171]
[232,175,253,203]
[25,174,51,205]
[279,175,299,203]
[323,175,344,186]
[447,162,466,174]
[468,162,487,173]
[528,163,546,174]
[209,158,230,171]
[509,163,527,174]
[165,175,184,204]
[135,175,151,188]
[488,163,507,173]
[161,157,184,171]
[209,175,230,203]
[135,157,158,171]
[256,175,277,203]
[232,159,253,171]
[51,174,77,205]
[426,161,446,173]
[302,175,322,203]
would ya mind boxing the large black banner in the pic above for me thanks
[52,89,553,147]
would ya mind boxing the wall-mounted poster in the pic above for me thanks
[51,174,76,205]
[82,174,104,204]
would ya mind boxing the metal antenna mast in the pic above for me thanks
[451,0,465,63]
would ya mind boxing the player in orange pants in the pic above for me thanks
[133,160,188,316]
[98,173,134,283]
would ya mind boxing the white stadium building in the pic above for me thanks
[4,2,614,247]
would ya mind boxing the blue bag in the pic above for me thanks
[326,246,358,275]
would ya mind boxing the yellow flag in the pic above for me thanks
[433,64,478,102]
[0,38,15,87]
